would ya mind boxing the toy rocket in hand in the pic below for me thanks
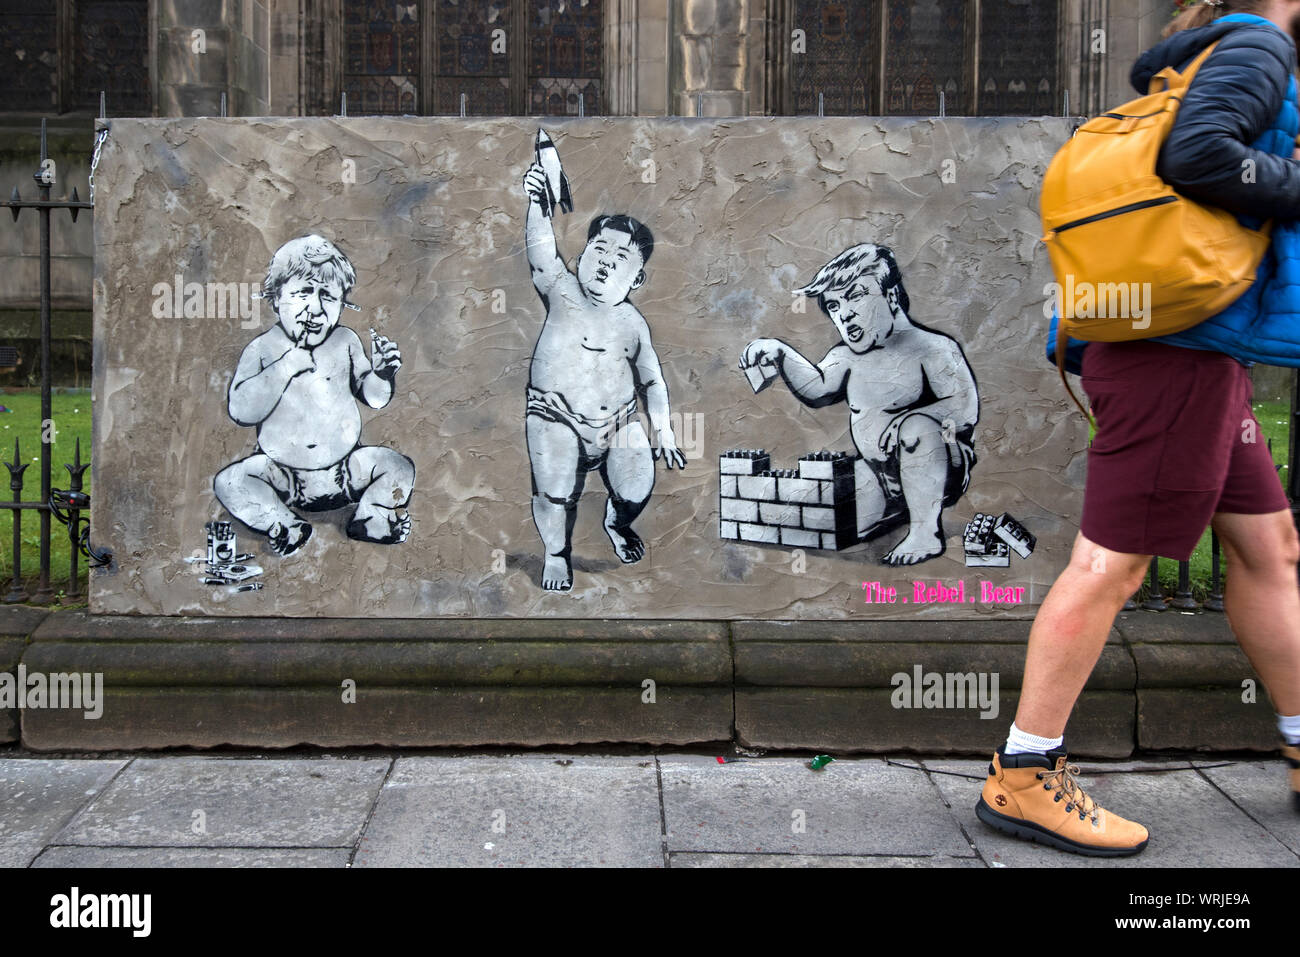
[534,128,573,219]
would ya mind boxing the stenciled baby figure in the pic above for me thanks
[741,243,979,565]
[214,235,414,556]
[522,161,686,592]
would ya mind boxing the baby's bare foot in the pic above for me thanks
[882,528,945,566]
[347,506,411,545]
[604,521,645,564]
[541,554,573,591]
[269,521,313,556]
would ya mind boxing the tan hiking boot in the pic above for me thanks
[1284,744,1300,814]
[976,748,1150,857]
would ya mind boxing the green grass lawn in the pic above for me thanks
[0,388,93,598]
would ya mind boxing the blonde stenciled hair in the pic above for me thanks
[1164,0,1267,37]
[262,234,357,304]
[795,243,911,319]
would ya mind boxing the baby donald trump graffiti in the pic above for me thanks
[213,235,414,556]
[740,244,978,565]
[521,144,686,592]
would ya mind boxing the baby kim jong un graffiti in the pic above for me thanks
[735,244,979,566]
[213,235,415,557]
[522,129,686,592]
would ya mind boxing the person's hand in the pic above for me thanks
[370,331,401,382]
[281,333,316,377]
[739,338,783,370]
[653,428,687,469]
[523,163,548,206]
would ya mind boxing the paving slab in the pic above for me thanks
[30,847,351,867]
[658,755,972,857]
[1199,760,1300,857]
[353,754,663,867]
[925,759,1300,868]
[0,759,126,867]
[670,852,984,868]
[55,757,390,848]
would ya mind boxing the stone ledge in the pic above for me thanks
[32,612,726,644]
[23,639,731,686]
[1138,689,1280,752]
[1130,643,1262,689]
[19,686,733,750]
[736,640,1134,690]
[735,689,1135,758]
[732,619,1042,644]
[1113,609,1237,645]
[7,609,1282,752]
[0,606,48,743]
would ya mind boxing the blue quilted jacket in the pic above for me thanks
[1047,13,1300,373]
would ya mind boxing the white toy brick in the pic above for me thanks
[721,498,758,522]
[759,502,801,527]
[736,475,777,501]
[802,506,837,531]
[719,450,771,475]
[738,523,779,544]
[777,476,822,504]
[781,527,820,547]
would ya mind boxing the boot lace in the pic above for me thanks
[1037,763,1100,823]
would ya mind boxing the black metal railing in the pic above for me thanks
[0,117,111,603]
[2,437,107,603]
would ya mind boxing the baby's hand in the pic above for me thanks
[739,338,783,370]
[281,340,316,377]
[370,330,402,382]
[653,428,688,470]
[523,163,548,206]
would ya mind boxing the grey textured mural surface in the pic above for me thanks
[92,116,1084,617]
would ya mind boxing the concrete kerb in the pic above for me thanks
[0,605,1283,755]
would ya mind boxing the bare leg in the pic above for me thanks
[853,458,892,539]
[527,415,585,590]
[601,421,654,563]
[1212,509,1300,715]
[1013,532,1150,737]
[345,446,415,544]
[883,414,951,565]
[214,454,311,554]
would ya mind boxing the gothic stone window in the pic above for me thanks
[342,0,603,116]
[774,0,1060,116]
[1,0,150,114]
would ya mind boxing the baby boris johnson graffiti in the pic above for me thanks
[213,236,415,558]
[735,244,980,566]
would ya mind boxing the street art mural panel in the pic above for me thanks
[91,116,1083,617]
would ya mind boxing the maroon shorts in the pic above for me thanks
[1080,340,1287,561]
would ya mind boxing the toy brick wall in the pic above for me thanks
[719,450,857,551]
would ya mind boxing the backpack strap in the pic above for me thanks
[1054,332,1093,425]
[1149,39,1222,95]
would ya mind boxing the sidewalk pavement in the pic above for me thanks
[0,751,1295,868]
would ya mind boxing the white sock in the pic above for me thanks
[1005,722,1064,755]
[1278,712,1300,745]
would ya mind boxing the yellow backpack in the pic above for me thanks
[1040,40,1271,411]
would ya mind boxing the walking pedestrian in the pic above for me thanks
[978,0,1300,857]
